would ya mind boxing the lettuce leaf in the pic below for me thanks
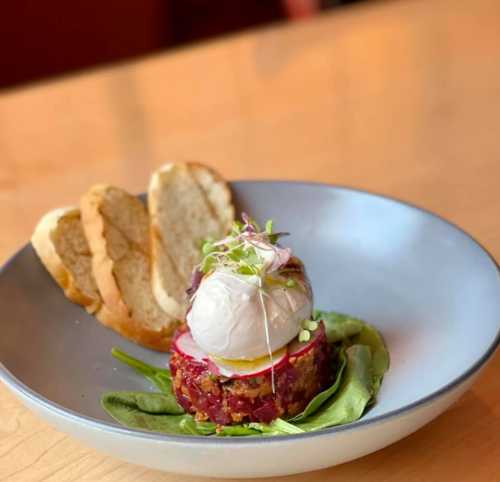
[102,392,196,435]
[296,345,373,431]
[314,309,389,394]
[111,347,173,395]
[288,349,347,422]
[246,418,305,435]
[314,310,365,343]
[351,322,390,393]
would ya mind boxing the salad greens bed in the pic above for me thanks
[102,310,389,437]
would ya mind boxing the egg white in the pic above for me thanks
[187,269,312,360]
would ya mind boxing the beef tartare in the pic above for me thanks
[170,324,332,424]
[168,214,335,425]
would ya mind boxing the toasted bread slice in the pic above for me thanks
[148,162,234,318]
[80,184,178,351]
[31,206,102,314]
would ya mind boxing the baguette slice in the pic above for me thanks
[80,184,178,351]
[148,162,234,319]
[31,206,102,314]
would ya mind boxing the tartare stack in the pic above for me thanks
[169,215,334,424]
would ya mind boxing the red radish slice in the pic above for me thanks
[173,330,305,379]
[209,348,288,379]
[172,331,208,362]
[206,358,221,376]
[288,321,325,357]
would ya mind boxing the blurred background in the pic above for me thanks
[0,0,499,259]
[1,0,361,90]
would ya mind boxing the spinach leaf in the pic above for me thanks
[248,418,305,435]
[296,345,374,432]
[111,347,170,377]
[351,323,390,394]
[179,417,217,436]
[217,425,262,436]
[103,391,184,415]
[288,349,347,422]
[102,391,192,435]
[314,310,389,395]
[313,310,364,343]
[112,347,173,394]
[102,391,220,436]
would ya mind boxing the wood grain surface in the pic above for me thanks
[0,0,499,480]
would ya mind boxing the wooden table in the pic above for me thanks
[1,0,499,480]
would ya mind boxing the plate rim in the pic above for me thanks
[1,180,499,446]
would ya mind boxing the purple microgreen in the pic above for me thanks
[267,246,292,273]
[241,212,251,225]
[186,268,203,297]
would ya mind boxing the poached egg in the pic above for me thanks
[186,269,313,361]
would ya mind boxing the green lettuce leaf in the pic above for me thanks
[288,349,347,422]
[247,418,305,435]
[102,391,184,415]
[216,425,262,436]
[178,417,218,436]
[102,391,195,435]
[313,310,364,343]
[314,309,389,395]
[111,347,173,394]
[351,323,390,393]
[296,344,374,431]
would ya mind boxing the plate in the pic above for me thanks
[0,181,499,478]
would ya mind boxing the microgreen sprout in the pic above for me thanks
[201,238,216,255]
[195,213,291,279]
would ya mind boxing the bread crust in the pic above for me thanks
[31,206,101,314]
[148,162,234,319]
[81,184,176,351]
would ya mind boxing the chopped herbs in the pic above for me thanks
[297,319,320,343]
[299,329,311,342]
[305,320,319,331]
